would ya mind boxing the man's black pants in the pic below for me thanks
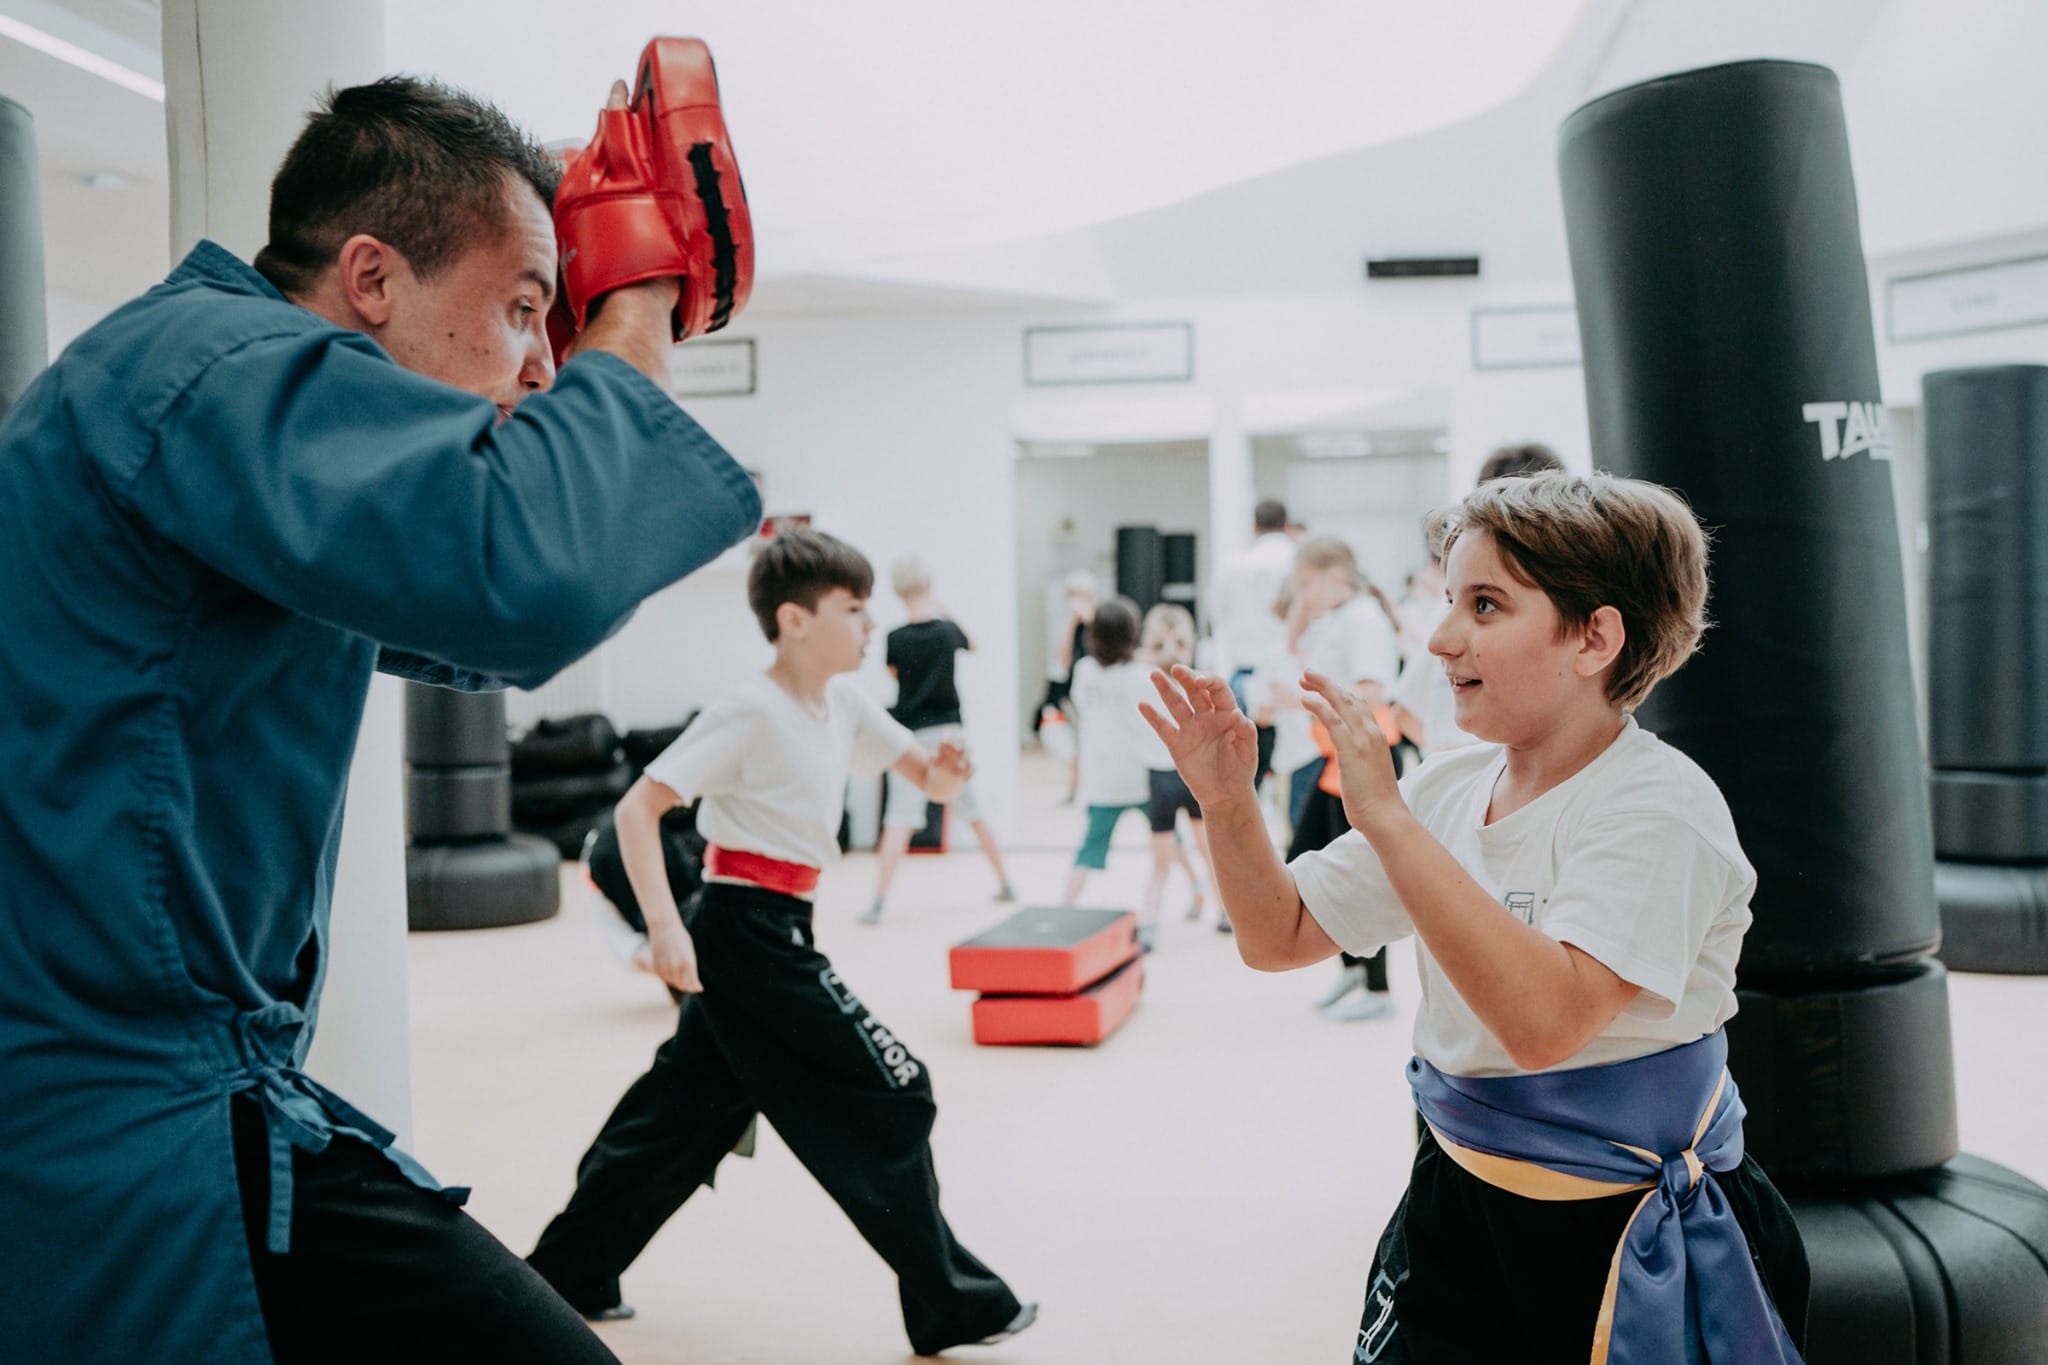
[527,882,1021,1357]
[1351,1128,1809,1363]
[232,1099,618,1364]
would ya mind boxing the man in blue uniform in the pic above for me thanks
[0,77,760,1363]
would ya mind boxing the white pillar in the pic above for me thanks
[161,0,413,1143]
[1208,405,1254,563]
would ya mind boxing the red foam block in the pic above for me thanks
[971,954,1144,1046]
[949,907,1138,996]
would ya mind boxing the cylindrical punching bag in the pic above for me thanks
[1926,366,2048,778]
[0,95,49,418]
[1560,60,1935,975]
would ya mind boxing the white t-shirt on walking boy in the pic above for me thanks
[644,674,914,874]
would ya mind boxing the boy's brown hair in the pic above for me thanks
[1425,472,1709,710]
[747,528,874,641]
[1086,597,1142,667]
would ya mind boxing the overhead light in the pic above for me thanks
[0,15,166,103]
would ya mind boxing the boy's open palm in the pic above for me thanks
[1300,670,1403,831]
[1140,666,1258,808]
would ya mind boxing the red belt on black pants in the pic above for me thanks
[704,845,821,897]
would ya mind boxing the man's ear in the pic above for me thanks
[1574,604,1626,680]
[335,233,401,328]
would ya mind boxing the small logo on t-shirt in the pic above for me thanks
[1504,891,1536,923]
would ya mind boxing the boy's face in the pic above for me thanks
[780,587,873,674]
[1429,530,1607,742]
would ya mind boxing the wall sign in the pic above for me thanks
[1471,305,1581,370]
[1024,323,1194,387]
[668,338,756,397]
[1888,254,2048,343]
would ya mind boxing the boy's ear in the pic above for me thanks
[775,599,809,639]
[1573,604,1626,680]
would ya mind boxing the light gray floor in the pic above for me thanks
[405,751,2048,1364]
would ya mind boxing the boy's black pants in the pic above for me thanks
[527,882,1021,1356]
[1352,1128,1809,1364]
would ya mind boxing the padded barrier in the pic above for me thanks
[1725,960,1958,1180]
[512,761,634,827]
[971,955,1143,1047]
[1935,861,2048,974]
[1559,59,1937,973]
[584,808,704,935]
[405,767,511,844]
[404,685,508,768]
[511,713,622,779]
[1926,365,2048,773]
[0,96,47,419]
[1929,771,2048,864]
[406,834,559,932]
[949,908,1138,996]
[1790,1155,2048,1364]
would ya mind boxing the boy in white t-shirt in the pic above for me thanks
[1142,474,1807,1362]
[527,530,1034,1357]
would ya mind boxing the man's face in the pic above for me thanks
[377,181,557,415]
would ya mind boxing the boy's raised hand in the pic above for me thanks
[1299,670,1404,833]
[1140,666,1258,809]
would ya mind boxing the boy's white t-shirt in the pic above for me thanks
[1289,718,1755,1077]
[643,674,916,872]
[1069,656,1154,806]
[1273,594,1404,776]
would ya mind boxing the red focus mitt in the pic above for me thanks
[551,37,754,356]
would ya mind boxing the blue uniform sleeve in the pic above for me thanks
[373,648,505,693]
[124,332,761,689]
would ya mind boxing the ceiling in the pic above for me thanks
[1,0,1583,310]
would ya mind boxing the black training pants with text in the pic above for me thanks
[527,881,1021,1356]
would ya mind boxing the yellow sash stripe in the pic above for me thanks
[1425,1069,1731,1365]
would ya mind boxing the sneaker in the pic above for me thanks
[978,1302,1039,1346]
[1312,963,1366,1010]
[1135,924,1157,954]
[582,1303,637,1323]
[856,899,884,927]
[994,883,1017,903]
[1322,990,1395,1022]
[1215,915,1234,935]
[1184,885,1207,922]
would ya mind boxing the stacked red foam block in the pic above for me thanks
[948,907,1144,1046]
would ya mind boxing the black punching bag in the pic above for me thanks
[1563,62,2048,1364]
[1926,365,2048,971]
[0,95,49,418]
[1562,59,1933,975]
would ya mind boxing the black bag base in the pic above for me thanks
[1936,860,2048,974]
[1787,1154,2048,1365]
[405,765,511,844]
[406,835,560,932]
[1727,961,1959,1180]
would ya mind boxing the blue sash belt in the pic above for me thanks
[1407,1031,1800,1365]
[231,1002,469,1254]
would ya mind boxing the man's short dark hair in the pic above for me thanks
[254,76,561,298]
[1477,443,1565,484]
[1254,499,1289,533]
[748,529,875,641]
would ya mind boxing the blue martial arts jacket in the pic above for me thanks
[0,242,762,1363]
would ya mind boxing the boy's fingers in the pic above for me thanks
[1149,669,1196,724]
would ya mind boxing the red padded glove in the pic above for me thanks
[552,37,754,355]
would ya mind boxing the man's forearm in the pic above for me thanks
[1201,791,1307,968]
